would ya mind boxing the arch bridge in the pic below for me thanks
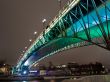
[17,0,110,71]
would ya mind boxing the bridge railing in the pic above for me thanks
[17,0,80,68]
[46,0,80,34]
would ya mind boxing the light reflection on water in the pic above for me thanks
[11,81,38,82]
[12,81,39,82]
[11,79,62,82]
[12,81,40,82]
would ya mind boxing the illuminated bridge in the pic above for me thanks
[17,0,110,71]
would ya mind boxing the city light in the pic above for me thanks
[74,78,77,80]
[23,71,27,75]
[42,19,46,23]
[34,63,38,67]
[25,47,27,49]
[17,0,110,72]
[30,70,38,73]
[24,61,29,66]
[34,31,37,35]
[62,65,66,67]
[29,39,32,42]
[23,81,27,82]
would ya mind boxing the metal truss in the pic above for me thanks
[48,0,110,50]
[17,0,110,69]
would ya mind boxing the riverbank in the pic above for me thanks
[0,75,110,82]
[0,75,44,81]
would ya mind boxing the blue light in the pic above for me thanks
[23,71,27,75]
[30,70,38,73]
[23,81,26,82]
[24,60,29,66]
[21,66,29,75]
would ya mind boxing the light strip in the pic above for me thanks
[17,0,80,68]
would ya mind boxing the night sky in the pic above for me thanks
[0,0,68,65]
[0,0,110,68]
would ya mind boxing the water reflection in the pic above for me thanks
[12,79,62,82]
[13,81,40,82]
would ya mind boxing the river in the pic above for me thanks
[8,79,63,82]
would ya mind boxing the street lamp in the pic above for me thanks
[29,39,32,46]
[25,46,27,49]
[29,39,32,42]
[34,31,37,40]
[42,18,47,29]
[42,19,47,42]
[42,19,46,23]
[34,31,37,35]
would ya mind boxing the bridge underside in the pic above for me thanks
[17,0,110,69]
[24,20,110,67]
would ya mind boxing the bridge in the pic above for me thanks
[16,0,110,73]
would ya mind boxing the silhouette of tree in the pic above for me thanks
[0,60,6,67]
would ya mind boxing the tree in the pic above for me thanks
[0,60,6,67]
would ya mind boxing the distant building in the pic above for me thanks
[0,64,12,75]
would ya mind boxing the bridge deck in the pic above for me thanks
[17,0,110,69]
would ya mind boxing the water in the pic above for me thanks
[5,79,62,82]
